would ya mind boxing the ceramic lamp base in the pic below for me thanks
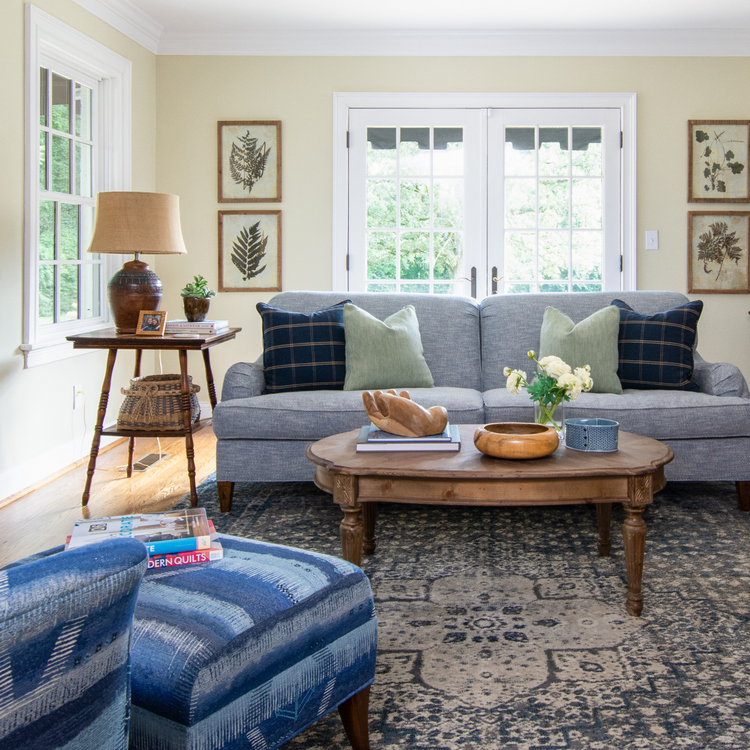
[107,259,162,334]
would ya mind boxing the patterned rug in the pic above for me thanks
[181,479,750,749]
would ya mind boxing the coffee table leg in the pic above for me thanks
[334,475,363,566]
[363,503,377,555]
[596,502,612,557]
[622,506,646,617]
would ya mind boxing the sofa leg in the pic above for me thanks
[217,481,234,513]
[338,685,371,750]
[736,481,750,512]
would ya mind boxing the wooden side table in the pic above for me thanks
[67,328,241,508]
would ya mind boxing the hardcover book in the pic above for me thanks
[66,508,212,556]
[356,424,461,452]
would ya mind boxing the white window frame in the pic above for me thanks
[332,92,636,294]
[22,5,131,367]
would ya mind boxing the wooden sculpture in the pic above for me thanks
[362,389,449,438]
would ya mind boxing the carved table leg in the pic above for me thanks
[596,502,612,557]
[363,502,377,555]
[622,506,646,617]
[334,474,363,566]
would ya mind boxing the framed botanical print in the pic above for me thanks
[688,211,750,293]
[218,120,281,203]
[218,210,281,292]
[688,120,750,203]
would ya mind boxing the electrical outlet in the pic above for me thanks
[646,230,659,250]
[73,384,84,410]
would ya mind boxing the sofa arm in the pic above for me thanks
[693,355,750,398]
[221,360,267,401]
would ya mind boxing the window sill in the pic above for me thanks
[21,322,111,368]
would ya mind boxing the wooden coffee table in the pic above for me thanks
[306,425,673,617]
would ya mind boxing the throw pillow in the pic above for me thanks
[343,304,435,391]
[611,299,703,391]
[538,305,623,394]
[257,301,351,393]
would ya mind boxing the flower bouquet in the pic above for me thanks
[503,351,594,432]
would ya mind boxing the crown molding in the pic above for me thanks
[157,28,750,56]
[71,0,162,53]
[67,1,750,57]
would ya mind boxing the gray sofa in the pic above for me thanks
[213,290,750,510]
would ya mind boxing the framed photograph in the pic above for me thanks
[136,310,167,336]
[688,211,750,293]
[688,120,750,203]
[218,120,281,203]
[218,210,282,292]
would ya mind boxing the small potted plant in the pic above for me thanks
[180,275,216,322]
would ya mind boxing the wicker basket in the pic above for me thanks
[117,374,200,432]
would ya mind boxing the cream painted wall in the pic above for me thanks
[155,55,750,395]
[0,0,156,499]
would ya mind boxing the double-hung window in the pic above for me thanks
[23,6,131,367]
[336,93,635,297]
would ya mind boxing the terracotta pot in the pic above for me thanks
[183,297,210,322]
[473,422,559,460]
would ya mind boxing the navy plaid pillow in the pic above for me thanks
[611,299,703,391]
[257,301,351,393]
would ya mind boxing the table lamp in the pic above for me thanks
[87,191,188,333]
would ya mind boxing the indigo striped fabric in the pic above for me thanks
[612,298,703,390]
[257,301,351,393]
[129,534,377,750]
[0,538,148,750]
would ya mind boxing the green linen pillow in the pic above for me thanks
[538,305,623,394]
[343,304,434,391]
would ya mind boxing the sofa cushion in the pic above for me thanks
[343,303,434,390]
[538,305,623,394]
[257,300,350,393]
[479,291,693,391]
[482,388,750,440]
[265,291,482,390]
[213,387,485,441]
[611,299,703,391]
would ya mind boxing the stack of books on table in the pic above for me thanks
[356,423,461,452]
[65,508,223,570]
[164,319,229,337]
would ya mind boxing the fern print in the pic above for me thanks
[231,222,268,281]
[697,221,744,281]
[229,131,272,194]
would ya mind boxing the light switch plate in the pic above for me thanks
[646,230,659,250]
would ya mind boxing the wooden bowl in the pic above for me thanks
[473,422,559,460]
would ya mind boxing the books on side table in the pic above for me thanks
[356,423,461,452]
[164,319,230,337]
[65,509,224,570]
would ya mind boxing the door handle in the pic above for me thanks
[492,267,498,295]
[457,267,477,298]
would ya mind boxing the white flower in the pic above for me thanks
[527,350,536,359]
[538,356,571,380]
[506,369,526,395]
[503,366,511,376]
[574,365,594,392]
[557,372,583,400]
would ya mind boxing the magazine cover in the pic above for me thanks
[67,508,212,555]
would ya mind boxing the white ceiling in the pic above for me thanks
[74,0,750,55]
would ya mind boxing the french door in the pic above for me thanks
[347,106,622,297]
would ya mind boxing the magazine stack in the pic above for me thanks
[66,508,223,571]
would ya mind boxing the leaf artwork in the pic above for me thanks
[696,129,746,193]
[231,222,268,281]
[229,131,272,194]
[697,221,744,281]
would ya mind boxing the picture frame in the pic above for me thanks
[688,211,750,294]
[136,310,167,336]
[218,120,282,203]
[688,120,750,203]
[218,210,282,292]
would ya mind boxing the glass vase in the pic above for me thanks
[534,400,565,436]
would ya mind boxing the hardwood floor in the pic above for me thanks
[0,423,217,567]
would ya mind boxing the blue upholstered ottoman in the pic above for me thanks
[128,534,377,750]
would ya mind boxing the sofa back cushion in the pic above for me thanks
[480,291,691,391]
[266,292,482,390]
